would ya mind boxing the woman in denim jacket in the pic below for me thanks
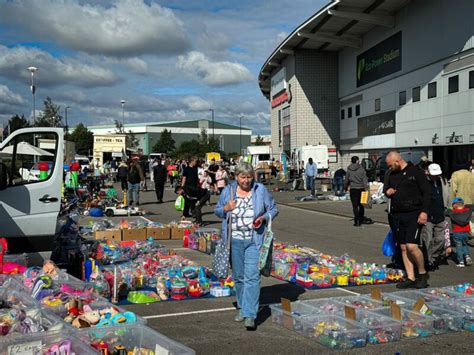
[215,162,278,330]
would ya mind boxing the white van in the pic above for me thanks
[0,127,64,238]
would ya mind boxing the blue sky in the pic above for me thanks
[0,0,327,134]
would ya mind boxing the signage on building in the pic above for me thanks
[358,111,396,138]
[94,136,125,144]
[271,67,286,97]
[271,84,292,108]
[328,148,337,163]
[356,31,402,87]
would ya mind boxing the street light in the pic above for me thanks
[208,108,214,138]
[65,106,70,137]
[239,115,243,156]
[120,100,126,130]
[27,66,38,122]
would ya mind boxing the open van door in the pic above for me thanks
[0,128,64,237]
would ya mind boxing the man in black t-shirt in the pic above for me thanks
[181,158,199,218]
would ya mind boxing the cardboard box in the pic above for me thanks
[170,226,195,240]
[122,228,147,241]
[146,226,171,240]
[94,229,122,241]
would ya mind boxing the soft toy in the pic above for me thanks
[31,275,53,300]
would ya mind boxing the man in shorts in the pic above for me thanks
[385,151,431,289]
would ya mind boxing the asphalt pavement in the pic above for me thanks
[112,182,474,355]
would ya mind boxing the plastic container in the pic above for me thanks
[391,290,443,305]
[0,331,96,354]
[355,310,402,344]
[334,296,385,310]
[369,308,434,339]
[433,298,474,332]
[361,293,412,308]
[0,307,64,339]
[270,301,317,331]
[0,287,37,309]
[0,275,22,289]
[423,305,465,334]
[298,315,368,349]
[442,283,474,298]
[60,300,146,329]
[418,287,467,302]
[272,260,293,280]
[300,298,346,314]
[78,324,195,354]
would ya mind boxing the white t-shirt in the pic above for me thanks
[231,195,254,240]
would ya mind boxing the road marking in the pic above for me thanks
[143,307,236,319]
[336,287,361,296]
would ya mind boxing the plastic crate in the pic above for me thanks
[424,305,464,334]
[270,301,317,331]
[391,290,444,305]
[418,287,468,302]
[272,260,294,280]
[77,324,195,354]
[432,298,474,332]
[355,310,402,344]
[300,298,346,314]
[0,287,36,309]
[0,275,23,289]
[360,293,412,308]
[334,296,385,310]
[0,307,64,339]
[0,331,96,354]
[369,308,434,339]
[298,315,368,349]
[442,283,474,298]
[60,300,146,330]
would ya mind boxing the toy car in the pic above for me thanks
[104,206,142,217]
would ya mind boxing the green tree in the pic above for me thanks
[7,114,30,133]
[152,129,175,154]
[69,123,93,156]
[114,120,139,150]
[254,135,266,146]
[171,139,202,160]
[34,97,63,127]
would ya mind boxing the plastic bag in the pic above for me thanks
[382,229,395,257]
[175,195,185,211]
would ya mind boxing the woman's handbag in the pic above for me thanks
[212,213,232,279]
[258,215,273,277]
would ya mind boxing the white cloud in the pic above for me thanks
[177,51,252,87]
[0,45,120,88]
[0,0,190,57]
[0,85,26,106]
[123,58,149,75]
[181,96,212,111]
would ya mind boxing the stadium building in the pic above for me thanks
[259,0,473,175]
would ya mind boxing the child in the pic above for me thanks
[448,197,472,267]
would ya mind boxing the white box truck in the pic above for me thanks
[293,145,329,173]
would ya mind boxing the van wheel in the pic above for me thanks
[105,209,114,217]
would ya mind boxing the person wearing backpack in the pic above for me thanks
[127,157,145,206]
[117,160,129,193]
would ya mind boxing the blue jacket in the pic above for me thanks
[215,181,278,249]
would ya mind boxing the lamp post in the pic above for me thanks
[65,106,70,138]
[239,115,243,156]
[120,100,125,130]
[27,66,38,122]
[208,108,214,138]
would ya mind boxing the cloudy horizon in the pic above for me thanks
[0,0,326,134]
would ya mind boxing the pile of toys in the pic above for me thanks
[84,239,233,303]
[186,228,221,255]
[0,260,195,354]
[270,283,474,349]
[271,242,404,289]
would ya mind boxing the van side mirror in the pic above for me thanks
[0,162,7,190]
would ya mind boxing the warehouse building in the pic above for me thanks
[259,0,473,175]
[88,119,251,156]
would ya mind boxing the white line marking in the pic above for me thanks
[336,287,361,296]
[143,307,236,319]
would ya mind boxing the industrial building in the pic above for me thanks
[259,0,473,175]
[87,119,251,156]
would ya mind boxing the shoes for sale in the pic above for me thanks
[396,278,418,289]
[465,256,472,266]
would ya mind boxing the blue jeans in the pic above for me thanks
[127,182,140,205]
[453,232,470,263]
[231,238,260,319]
[332,177,344,196]
[306,176,315,195]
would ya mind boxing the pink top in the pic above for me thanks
[216,170,227,188]
[200,175,212,190]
